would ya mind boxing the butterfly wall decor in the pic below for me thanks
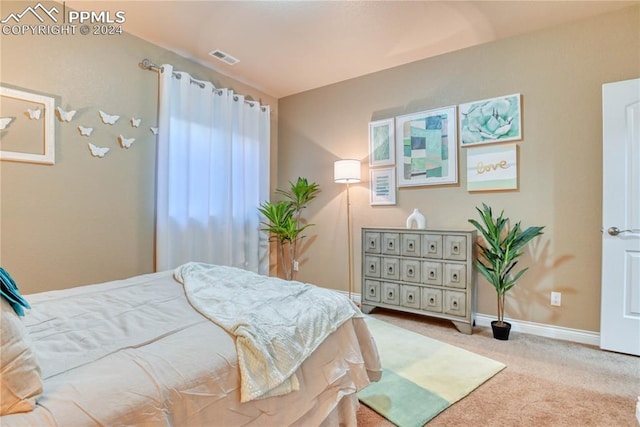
[118,135,135,149]
[131,117,141,128]
[150,127,159,135]
[56,107,76,122]
[26,108,41,120]
[78,126,94,137]
[0,117,13,130]
[99,110,119,125]
[88,143,109,158]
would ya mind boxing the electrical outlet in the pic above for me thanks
[551,291,562,306]
[293,260,299,271]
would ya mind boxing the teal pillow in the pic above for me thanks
[0,267,30,316]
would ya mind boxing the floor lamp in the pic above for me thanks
[334,159,361,301]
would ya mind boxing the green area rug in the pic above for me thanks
[358,317,506,427]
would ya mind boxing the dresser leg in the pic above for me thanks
[452,320,473,335]
[360,304,375,314]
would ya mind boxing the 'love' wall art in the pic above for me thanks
[466,143,518,191]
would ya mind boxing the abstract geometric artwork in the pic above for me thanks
[459,93,522,146]
[395,106,458,187]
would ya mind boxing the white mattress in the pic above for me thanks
[0,270,381,426]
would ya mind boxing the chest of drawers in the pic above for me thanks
[360,227,476,334]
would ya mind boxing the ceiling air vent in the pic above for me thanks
[208,49,239,66]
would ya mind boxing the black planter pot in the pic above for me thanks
[491,321,512,340]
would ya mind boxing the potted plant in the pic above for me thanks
[258,177,320,280]
[468,203,544,340]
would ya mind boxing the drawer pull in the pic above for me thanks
[452,300,458,309]
[408,242,414,250]
[369,288,375,296]
[388,291,394,298]
[369,240,375,248]
[452,244,459,254]
[429,243,436,252]
[452,273,458,281]
[369,264,375,271]
[408,294,414,302]
[388,241,394,249]
[408,267,414,276]
[388,266,394,273]
[429,270,435,278]
[429,297,435,304]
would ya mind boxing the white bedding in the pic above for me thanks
[0,269,381,426]
[174,262,363,402]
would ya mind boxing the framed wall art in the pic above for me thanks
[459,93,522,147]
[396,106,458,187]
[0,86,55,164]
[466,143,518,192]
[369,117,395,166]
[370,167,396,205]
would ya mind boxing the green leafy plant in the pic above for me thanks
[468,203,544,326]
[258,177,320,280]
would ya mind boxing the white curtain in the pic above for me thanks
[156,64,270,274]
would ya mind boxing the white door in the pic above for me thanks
[601,78,640,356]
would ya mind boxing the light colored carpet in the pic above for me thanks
[358,317,505,427]
[357,310,640,427]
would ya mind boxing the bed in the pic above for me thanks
[0,263,381,426]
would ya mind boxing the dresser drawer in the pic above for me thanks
[401,233,421,257]
[364,256,381,278]
[381,282,400,305]
[421,287,443,313]
[360,227,476,335]
[381,257,400,281]
[443,264,466,289]
[364,231,381,254]
[363,280,381,303]
[444,235,467,261]
[382,233,400,255]
[401,285,420,309]
[422,261,442,285]
[421,234,443,259]
[444,290,466,317]
[400,259,421,283]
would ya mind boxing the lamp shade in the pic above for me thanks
[334,159,361,183]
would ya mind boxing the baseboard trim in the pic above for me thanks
[474,314,600,347]
[343,291,600,347]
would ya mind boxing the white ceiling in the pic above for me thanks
[67,1,637,98]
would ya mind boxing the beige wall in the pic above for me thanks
[278,6,640,332]
[0,1,277,293]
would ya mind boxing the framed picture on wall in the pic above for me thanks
[368,118,395,166]
[466,143,518,191]
[395,106,458,187]
[370,167,396,205]
[459,93,522,147]
[0,86,55,165]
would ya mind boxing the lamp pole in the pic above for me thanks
[346,181,353,300]
[333,159,361,302]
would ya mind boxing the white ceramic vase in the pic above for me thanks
[406,208,426,229]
